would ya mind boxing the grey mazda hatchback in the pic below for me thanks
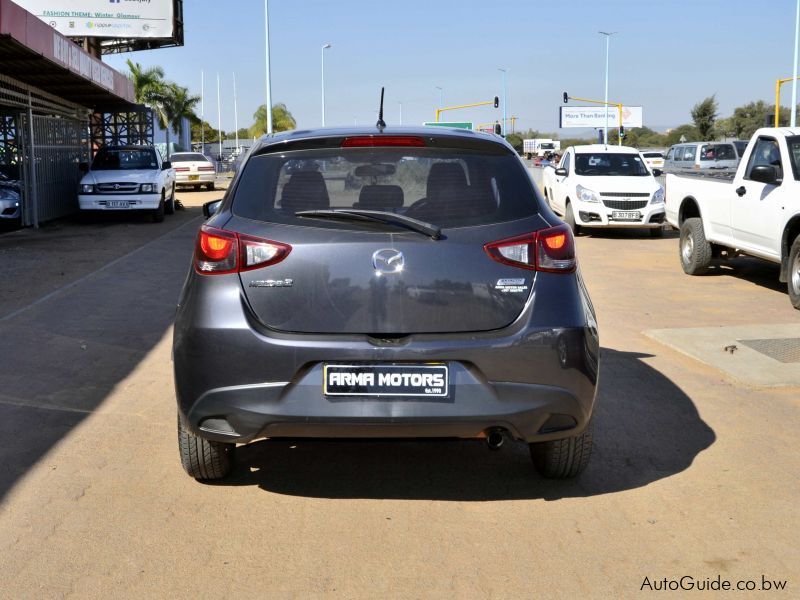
[174,126,599,480]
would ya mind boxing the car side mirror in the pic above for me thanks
[203,199,223,219]
[162,161,172,170]
[749,164,779,185]
[79,162,89,173]
[555,167,567,176]
[652,168,663,177]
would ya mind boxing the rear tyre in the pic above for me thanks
[564,201,580,235]
[152,194,165,223]
[165,186,176,215]
[649,226,664,238]
[207,182,215,191]
[530,420,593,479]
[679,217,711,275]
[177,414,234,480]
[787,236,800,310]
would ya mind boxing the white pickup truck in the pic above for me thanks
[665,127,800,309]
[79,145,176,222]
[542,144,666,236]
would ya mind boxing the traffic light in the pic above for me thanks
[619,125,626,140]
[563,92,569,103]
[494,96,499,108]
[494,122,502,135]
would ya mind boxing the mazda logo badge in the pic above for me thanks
[372,248,404,274]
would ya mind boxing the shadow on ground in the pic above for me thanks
[0,211,201,501]
[703,258,786,295]
[578,228,679,240]
[219,348,715,501]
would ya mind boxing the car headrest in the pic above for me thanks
[280,171,330,212]
[426,162,468,200]
[355,185,404,210]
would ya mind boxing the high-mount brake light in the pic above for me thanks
[484,224,576,273]
[341,136,426,148]
[194,225,291,275]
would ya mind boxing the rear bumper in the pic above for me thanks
[174,271,600,445]
[176,173,215,185]
[184,366,590,444]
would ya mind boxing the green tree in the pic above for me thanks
[191,120,221,144]
[664,124,701,146]
[691,95,719,140]
[150,83,200,157]
[716,101,789,140]
[250,103,297,137]
[126,59,165,105]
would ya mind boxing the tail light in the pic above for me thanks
[484,224,576,273]
[174,167,190,172]
[195,225,291,275]
[198,166,215,172]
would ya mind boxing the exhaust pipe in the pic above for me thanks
[486,429,505,451]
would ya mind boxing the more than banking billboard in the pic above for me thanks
[560,106,643,129]
[15,0,174,39]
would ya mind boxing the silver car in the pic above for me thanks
[0,173,21,224]
[173,127,600,481]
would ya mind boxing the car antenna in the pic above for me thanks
[376,87,386,130]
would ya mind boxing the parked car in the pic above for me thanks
[170,152,216,191]
[664,141,746,173]
[541,144,666,236]
[665,127,800,309]
[78,146,176,222]
[173,127,600,481]
[0,173,21,224]
[640,151,665,172]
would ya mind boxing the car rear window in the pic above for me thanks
[171,153,209,162]
[231,147,540,229]
[574,153,649,176]
[642,152,663,158]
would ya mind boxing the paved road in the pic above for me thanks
[0,191,797,597]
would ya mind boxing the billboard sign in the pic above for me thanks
[559,106,643,128]
[16,0,175,39]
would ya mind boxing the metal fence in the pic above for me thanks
[19,114,88,224]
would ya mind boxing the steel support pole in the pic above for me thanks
[26,92,38,229]
[264,0,273,134]
[792,0,800,127]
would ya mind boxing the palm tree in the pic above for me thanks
[150,83,200,158]
[126,59,165,104]
[250,103,296,137]
[126,60,166,144]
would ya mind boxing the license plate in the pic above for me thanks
[323,364,449,398]
[188,175,199,181]
[612,210,641,221]
[107,200,129,209]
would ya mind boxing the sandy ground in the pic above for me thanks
[0,187,797,598]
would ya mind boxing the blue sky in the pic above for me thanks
[104,0,800,135]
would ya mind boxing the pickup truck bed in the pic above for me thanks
[664,127,800,309]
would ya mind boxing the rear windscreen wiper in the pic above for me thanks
[294,209,442,240]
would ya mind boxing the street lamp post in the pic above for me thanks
[398,101,402,125]
[264,0,273,134]
[498,68,507,137]
[792,0,800,127]
[321,43,332,126]
[599,31,616,144]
